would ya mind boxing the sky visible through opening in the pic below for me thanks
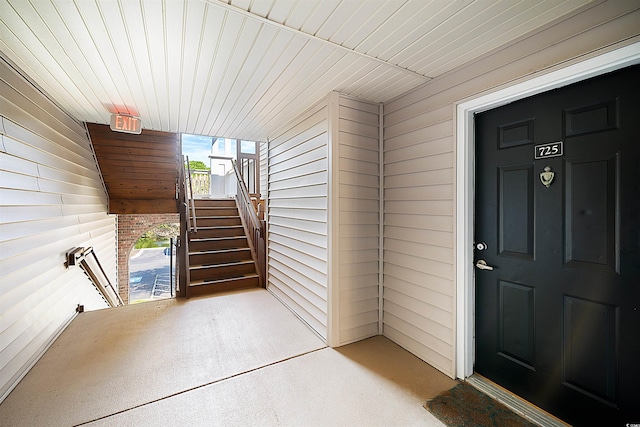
[182,134,257,167]
[181,134,213,165]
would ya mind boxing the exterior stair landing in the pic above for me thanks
[188,199,259,296]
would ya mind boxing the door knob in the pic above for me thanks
[475,260,495,271]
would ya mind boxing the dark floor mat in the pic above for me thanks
[425,382,537,427]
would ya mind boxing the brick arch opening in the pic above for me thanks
[117,214,179,304]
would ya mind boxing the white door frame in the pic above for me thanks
[455,41,640,379]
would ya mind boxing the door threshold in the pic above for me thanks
[466,374,571,427]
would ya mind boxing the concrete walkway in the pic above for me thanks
[0,289,456,426]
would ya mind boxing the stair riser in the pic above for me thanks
[195,217,241,227]
[186,199,260,296]
[196,208,239,217]
[189,276,260,296]
[190,238,248,252]
[190,250,251,265]
[190,264,256,281]
[194,199,236,208]
[192,227,245,238]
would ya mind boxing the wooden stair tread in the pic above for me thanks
[196,225,244,229]
[194,217,240,220]
[190,236,247,242]
[190,260,254,269]
[186,198,260,296]
[190,273,259,285]
[195,208,238,211]
[189,247,250,255]
[194,199,235,204]
[189,275,260,295]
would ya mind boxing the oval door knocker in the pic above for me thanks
[540,166,555,188]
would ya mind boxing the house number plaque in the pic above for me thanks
[534,141,563,159]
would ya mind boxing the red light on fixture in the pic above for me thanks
[110,114,142,134]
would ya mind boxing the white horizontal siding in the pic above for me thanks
[382,4,639,378]
[267,92,381,345]
[259,140,267,199]
[0,58,114,402]
[332,93,380,345]
[267,99,329,339]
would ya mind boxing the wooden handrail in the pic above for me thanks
[209,155,234,161]
[181,158,191,233]
[184,155,197,232]
[232,159,266,287]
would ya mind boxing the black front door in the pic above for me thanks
[474,65,639,426]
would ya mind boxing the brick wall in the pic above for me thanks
[117,214,180,304]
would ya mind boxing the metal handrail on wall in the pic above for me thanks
[176,157,191,297]
[232,159,266,287]
[66,247,123,307]
[184,155,197,232]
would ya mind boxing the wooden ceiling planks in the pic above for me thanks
[87,123,180,214]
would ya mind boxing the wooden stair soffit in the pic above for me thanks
[87,123,180,214]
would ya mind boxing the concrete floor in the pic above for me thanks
[0,288,457,426]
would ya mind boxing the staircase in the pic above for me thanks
[187,199,260,296]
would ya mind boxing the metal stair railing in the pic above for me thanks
[184,155,197,233]
[176,156,191,297]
